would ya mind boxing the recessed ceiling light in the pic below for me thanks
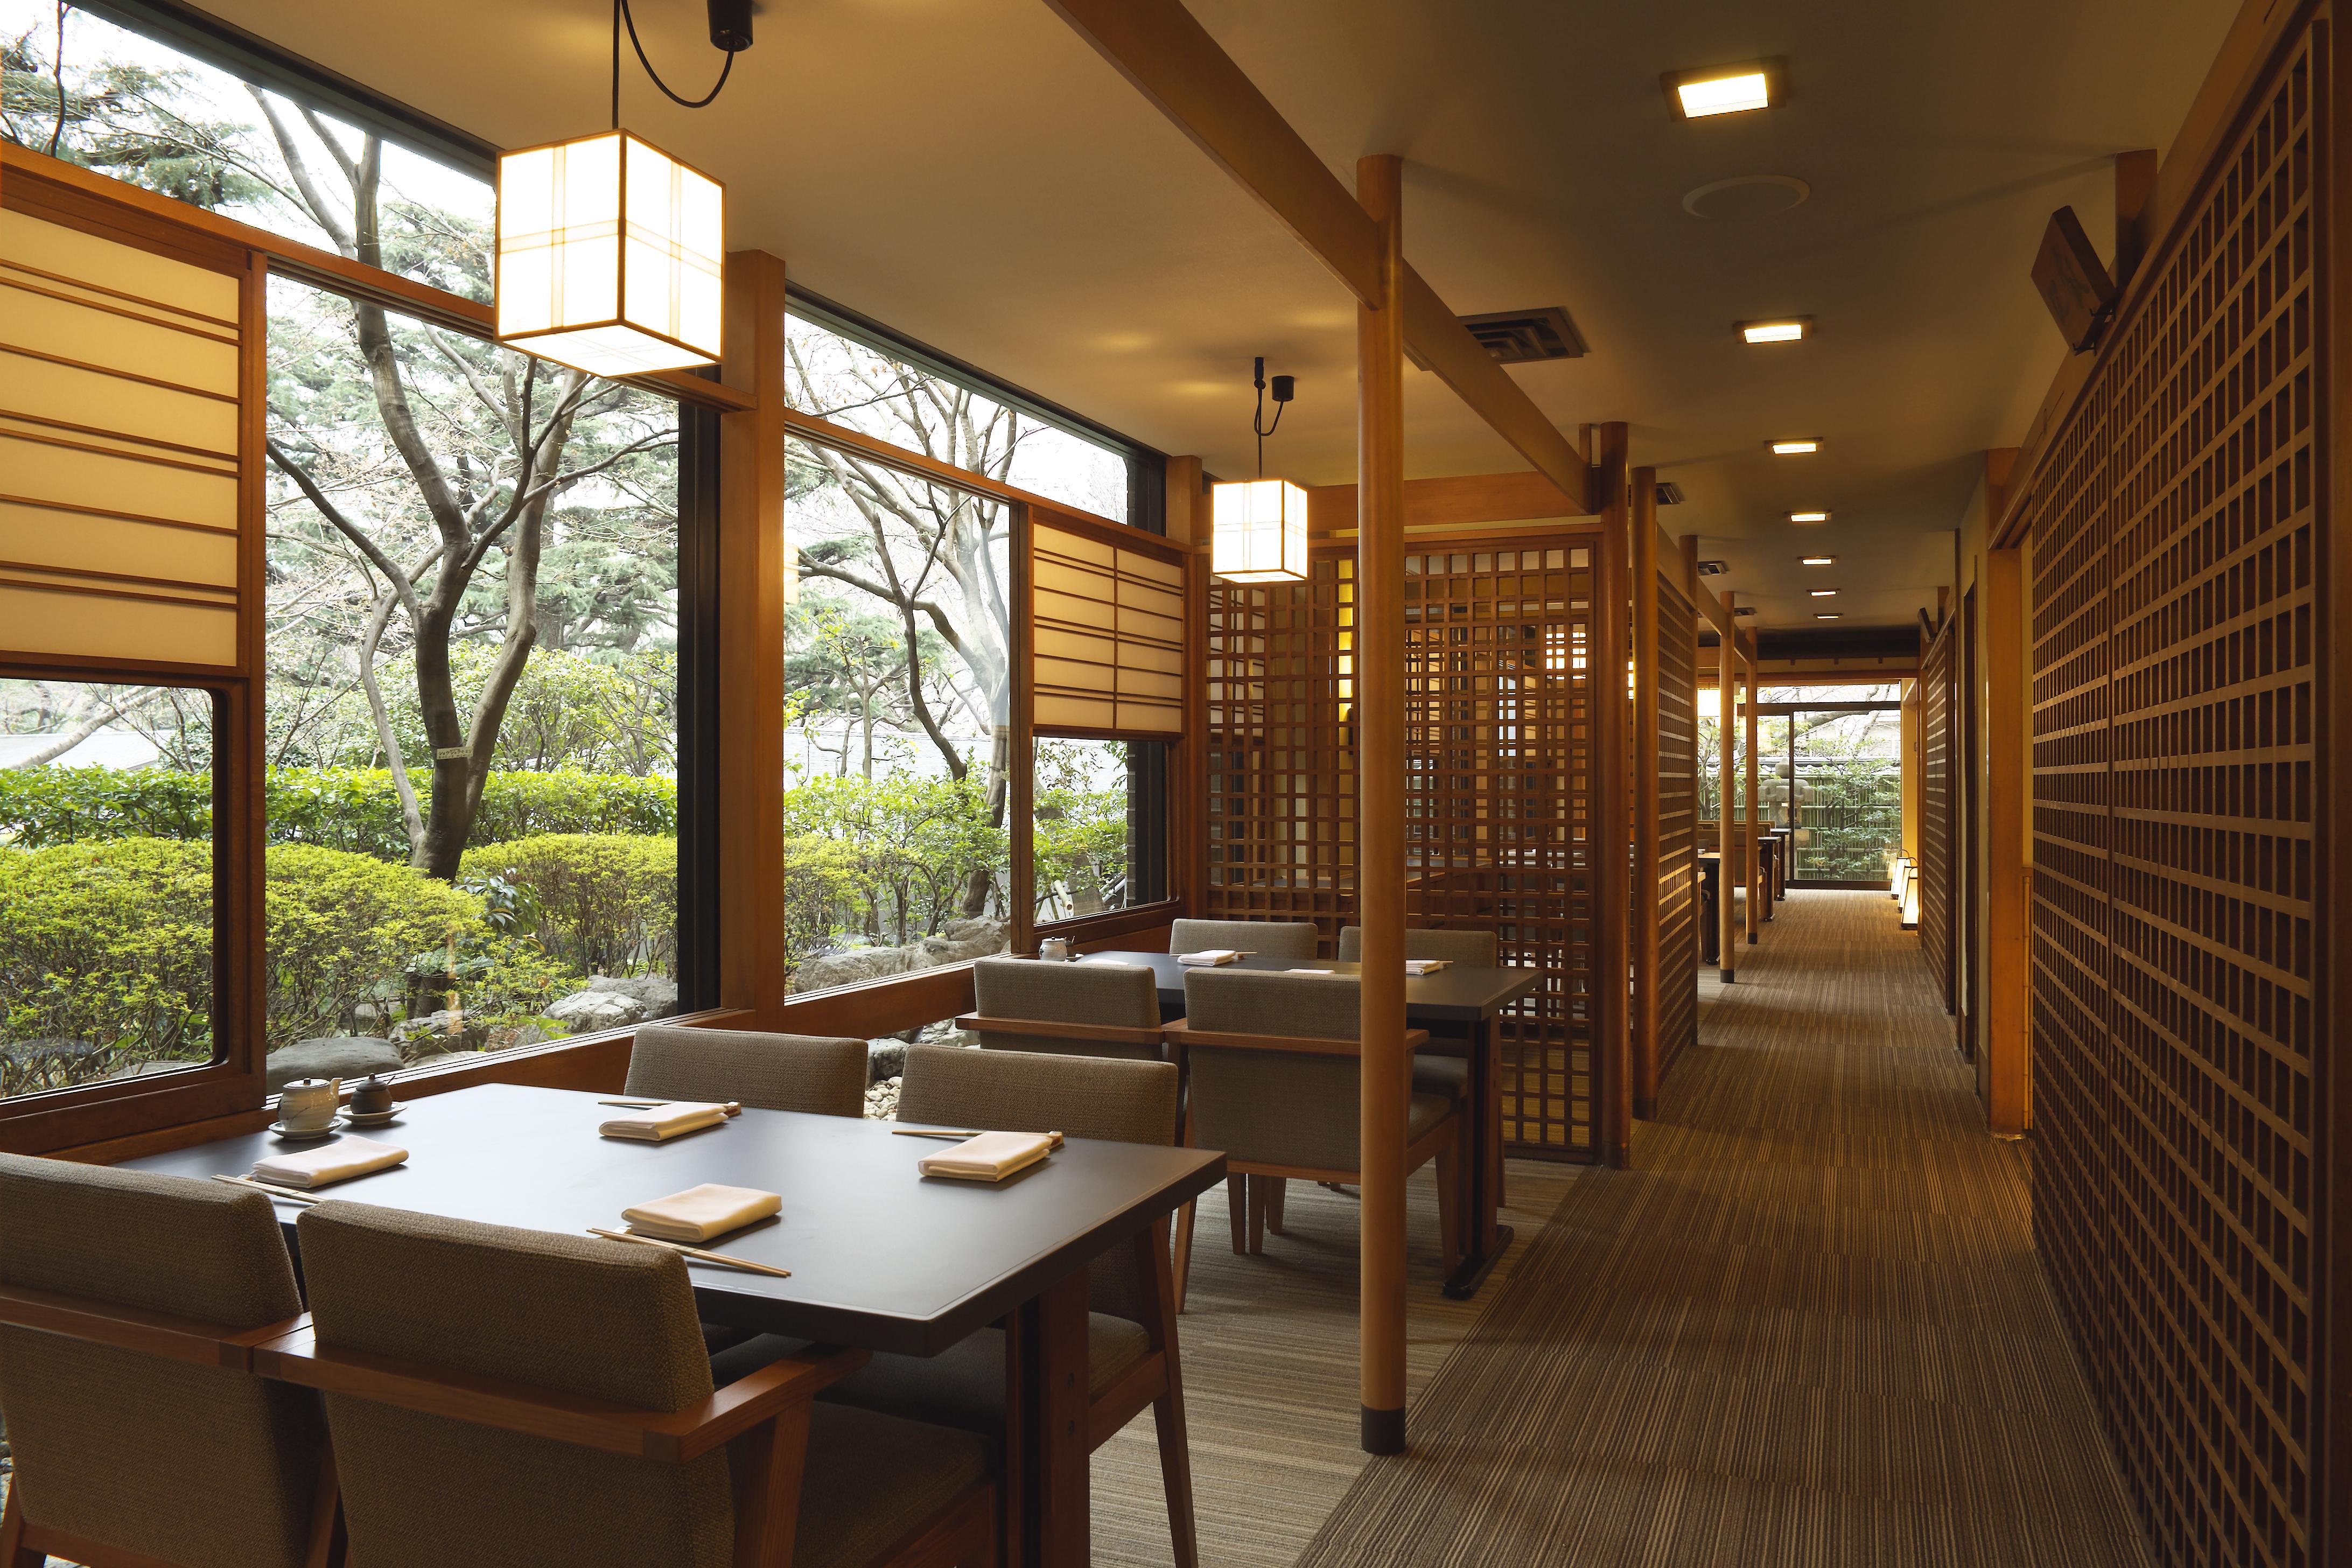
[1815,612,1842,620]
[1800,556,1835,566]
[1788,509,1830,523]
[1770,439,1821,456]
[1662,61,1784,121]
[1740,318,1810,344]
[1809,589,1838,598]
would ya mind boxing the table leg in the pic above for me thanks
[1442,1016,1514,1300]
[1012,1266,1092,1567]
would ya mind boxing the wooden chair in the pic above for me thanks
[1166,918,1319,960]
[1167,969,1464,1304]
[815,1045,1199,1568]
[959,956,1167,1062]
[628,1023,870,1116]
[283,1199,997,1568]
[0,1156,339,1568]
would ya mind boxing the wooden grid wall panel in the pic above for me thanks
[1920,621,1956,1009]
[1655,571,1700,1075]
[1404,540,1599,1161]
[2026,26,2320,1568]
[1205,556,1357,950]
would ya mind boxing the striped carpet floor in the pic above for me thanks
[1275,890,2153,1568]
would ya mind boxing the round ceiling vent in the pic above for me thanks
[1682,174,1811,220]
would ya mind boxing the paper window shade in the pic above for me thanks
[0,209,244,667]
[1031,522,1184,734]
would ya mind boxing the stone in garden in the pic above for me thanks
[545,987,648,1032]
[795,943,914,993]
[265,1035,404,1094]
[391,1011,489,1055]
[865,1038,906,1083]
[580,973,679,1016]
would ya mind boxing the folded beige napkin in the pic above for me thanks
[599,1101,729,1142]
[1404,958,1454,976]
[252,1134,408,1190]
[1177,948,1244,967]
[918,1130,1057,1182]
[621,1183,781,1243]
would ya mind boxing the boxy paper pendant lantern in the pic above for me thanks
[497,130,724,377]
[1210,477,1310,583]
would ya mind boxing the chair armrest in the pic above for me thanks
[252,1324,869,1464]
[0,1281,308,1371]
[956,1014,1166,1047]
[1160,1020,1430,1055]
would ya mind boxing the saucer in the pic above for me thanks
[268,1116,345,1140]
[344,1104,405,1127]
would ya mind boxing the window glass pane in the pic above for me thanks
[1693,712,1788,817]
[1759,683,1905,705]
[264,277,682,1073]
[785,311,1131,520]
[782,438,1011,992]
[0,680,216,1097]
[1034,737,1164,924]
[3,4,494,293]
[1791,710,1904,880]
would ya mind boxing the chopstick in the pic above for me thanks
[598,1099,743,1117]
[585,1227,792,1278]
[890,1127,1066,1148]
[213,1173,319,1205]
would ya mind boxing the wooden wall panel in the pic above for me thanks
[1920,619,1957,1011]
[1655,571,1700,1083]
[2025,20,2323,1567]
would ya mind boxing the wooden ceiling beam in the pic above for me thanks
[1040,0,1591,514]
[1305,470,1576,534]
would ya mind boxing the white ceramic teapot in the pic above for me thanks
[279,1076,341,1132]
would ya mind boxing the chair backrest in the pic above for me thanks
[1336,926,1500,966]
[970,956,1163,1060]
[1167,918,1319,960]
[627,1022,867,1116]
[296,1200,732,1568]
[0,1154,324,1568]
[898,1044,1178,1321]
[1179,969,1365,1172]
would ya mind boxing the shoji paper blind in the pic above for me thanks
[0,207,244,667]
[1031,520,1183,734]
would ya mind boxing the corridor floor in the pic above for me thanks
[1291,889,2152,1568]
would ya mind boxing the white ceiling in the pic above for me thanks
[197,0,2239,631]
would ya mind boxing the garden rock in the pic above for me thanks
[864,1076,901,1119]
[582,973,679,1016]
[391,1012,489,1057]
[546,988,647,1033]
[265,1036,404,1094]
[796,920,1010,995]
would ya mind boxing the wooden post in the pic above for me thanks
[1717,597,1737,982]
[1353,151,1409,1457]
[718,249,790,1027]
[1744,645,1760,947]
[1168,457,1210,922]
[1595,425,1633,1167]
[1983,545,2029,1135]
[1632,467,1662,1120]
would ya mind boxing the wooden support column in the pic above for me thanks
[1717,597,1738,983]
[1353,151,1409,1457]
[718,249,790,1026]
[1982,545,2029,1135]
[1631,467,1662,1121]
[1168,456,1210,922]
[1744,647,1760,948]
[1594,426,1633,1167]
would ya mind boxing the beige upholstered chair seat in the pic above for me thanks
[626,1023,869,1116]
[1167,918,1318,960]
[1335,925,1499,966]
[727,1315,1150,1438]
[787,1403,994,1568]
[1412,1053,1470,1097]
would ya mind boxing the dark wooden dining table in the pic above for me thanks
[123,1081,1225,1567]
[1070,949,1542,1299]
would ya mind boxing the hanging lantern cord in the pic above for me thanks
[1251,355,1287,479]
[613,0,743,129]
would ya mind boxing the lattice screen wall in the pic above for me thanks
[1919,621,1956,1011]
[1206,535,1607,1161]
[2025,21,2322,1567]
[1655,571,1699,1077]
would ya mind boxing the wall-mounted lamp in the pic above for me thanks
[1212,357,1307,583]
[496,1,751,376]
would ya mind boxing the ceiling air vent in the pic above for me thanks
[1696,559,1728,577]
[1655,480,1685,506]
[1458,307,1587,364]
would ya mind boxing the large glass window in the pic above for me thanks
[0,681,216,1097]
[1033,737,1165,925]
[1788,709,1902,881]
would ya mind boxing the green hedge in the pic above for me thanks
[460,834,676,980]
[0,766,676,858]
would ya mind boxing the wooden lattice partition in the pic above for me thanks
[1654,569,1699,1080]
[2024,17,2325,1566]
[1919,619,1956,1011]
[1206,534,1609,1161]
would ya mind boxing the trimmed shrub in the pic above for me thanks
[264,844,486,1048]
[460,834,676,980]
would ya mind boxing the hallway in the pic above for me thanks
[1292,890,2151,1567]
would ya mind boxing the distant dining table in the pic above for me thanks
[124,1081,1226,1568]
[1073,949,1543,1299]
